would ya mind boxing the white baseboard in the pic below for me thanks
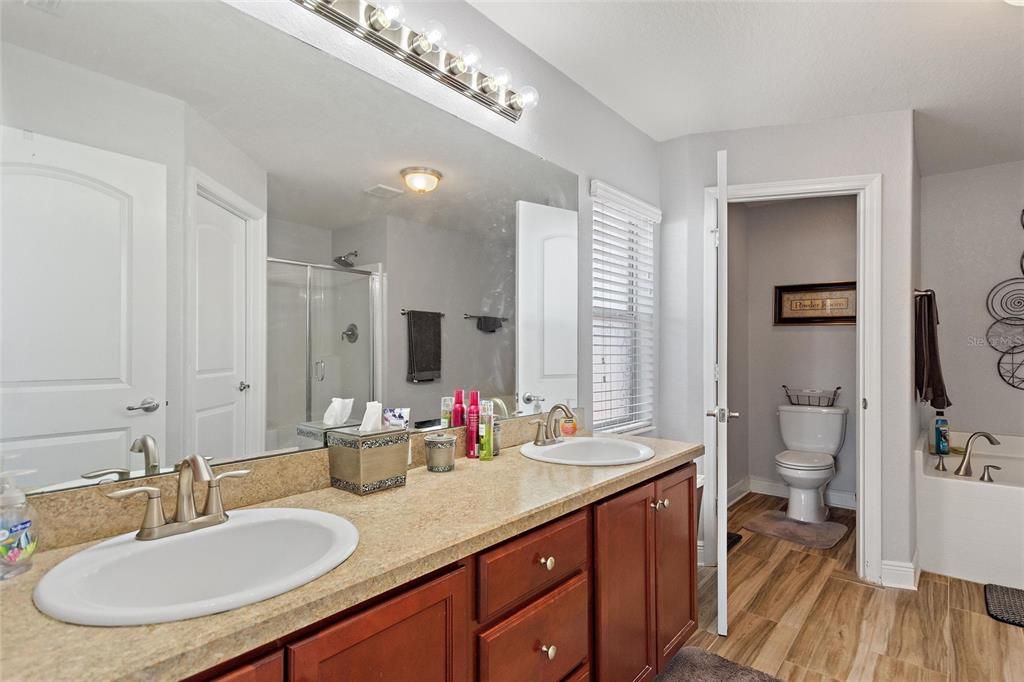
[728,477,750,505]
[747,476,857,510]
[881,549,920,590]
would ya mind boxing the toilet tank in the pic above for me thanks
[778,405,848,454]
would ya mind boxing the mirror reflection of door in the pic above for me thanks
[516,201,579,415]
[0,127,167,490]
[185,175,265,463]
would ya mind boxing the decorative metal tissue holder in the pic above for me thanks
[327,426,408,495]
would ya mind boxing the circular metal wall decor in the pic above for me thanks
[987,318,1024,352]
[987,277,1024,321]
[997,345,1024,390]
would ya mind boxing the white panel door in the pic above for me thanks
[516,201,578,414]
[188,191,248,460]
[0,126,166,490]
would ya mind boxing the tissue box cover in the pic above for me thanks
[326,426,408,495]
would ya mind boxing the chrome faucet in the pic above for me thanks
[130,434,162,476]
[954,431,1000,478]
[530,403,575,446]
[106,455,249,541]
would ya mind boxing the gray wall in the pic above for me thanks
[726,204,750,492]
[732,197,858,496]
[921,160,1024,436]
[658,110,918,564]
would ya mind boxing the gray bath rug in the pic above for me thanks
[985,584,1024,627]
[742,510,848,550]
[655,647,780,681]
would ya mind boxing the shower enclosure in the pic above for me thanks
[265,258,380,451]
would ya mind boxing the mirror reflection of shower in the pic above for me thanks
[334,250,358,268]
[265,257,380,453]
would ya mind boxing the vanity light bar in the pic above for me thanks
[292,0,531,122]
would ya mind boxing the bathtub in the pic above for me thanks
[915,431,1024,589]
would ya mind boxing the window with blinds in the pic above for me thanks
[590,180,661,434]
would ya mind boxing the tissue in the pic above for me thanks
[359,401,383,433]
[323,398,354,427]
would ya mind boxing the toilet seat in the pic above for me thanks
[775,449,833,471]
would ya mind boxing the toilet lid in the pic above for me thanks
[775,449,834,470]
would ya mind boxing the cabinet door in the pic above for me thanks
[288,568,468,682]
[214,650,284,682]
[594,482,657,682]
[654,465,698,670]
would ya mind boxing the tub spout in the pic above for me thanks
[954,432,1000,478]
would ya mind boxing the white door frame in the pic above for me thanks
[701,174,883,586]
[184,168,267,458]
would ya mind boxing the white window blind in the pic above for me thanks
[590,180,661,434]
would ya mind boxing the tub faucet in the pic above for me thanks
[954,431,1000,478]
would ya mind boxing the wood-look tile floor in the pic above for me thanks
[687,493,1024,681]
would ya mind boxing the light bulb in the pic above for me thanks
[510,85,539,111]
[368,1,404,31]
[491,67,511,88]
[410,19,446,55]
[460,44,482,73]
[422,21,447,49]
[479,66,511,95]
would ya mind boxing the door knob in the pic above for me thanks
[126,398,160,413]
[238,381,251,392]
[522,392,545,404]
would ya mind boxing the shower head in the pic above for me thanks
[334,250,358,268]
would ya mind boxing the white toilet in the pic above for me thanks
[775,405,848,523]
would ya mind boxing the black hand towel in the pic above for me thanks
[915,293,952,409]
[406,310,442,383]
[475,315,504,333]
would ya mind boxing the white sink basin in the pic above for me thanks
[33,508,358,626]
[521,437,655,467]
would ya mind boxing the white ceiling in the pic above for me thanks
[470,1,1024,176]
[2,1,576,231]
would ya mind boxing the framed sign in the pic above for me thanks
[774,281,857,326]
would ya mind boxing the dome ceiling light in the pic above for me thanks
[400,167,443,194]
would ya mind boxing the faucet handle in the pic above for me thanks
[212,469,251,484]
[530,419,549,446]
[980,465,1002,483]
[204,469,251,517]
[106,486,167,537]
[83,467,131,482]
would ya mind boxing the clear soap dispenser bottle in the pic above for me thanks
[0,470,37,580]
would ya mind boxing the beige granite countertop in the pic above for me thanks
[0,436,702,681]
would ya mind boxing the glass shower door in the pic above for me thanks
[309,268,374,427]
[265,261,309,451]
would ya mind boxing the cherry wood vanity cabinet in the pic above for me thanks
[593,465,698,681]
[287,567,469,682]
[205,462,698,682]
[212,650,284,682]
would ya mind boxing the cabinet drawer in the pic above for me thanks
[478,573,589,682]
[477,509,588,622]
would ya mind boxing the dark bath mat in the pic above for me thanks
[743,510,848,550]
[655,647,780,681]
[985,583,1024,627]
[727,532,742,551]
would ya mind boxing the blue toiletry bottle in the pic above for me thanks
[934,411,949,456]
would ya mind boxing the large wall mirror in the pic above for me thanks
[0,0,579,493]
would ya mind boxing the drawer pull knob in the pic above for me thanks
[538,556,555,571]
[541,644,557,660]
[663,498,671,508]
[651,500,664,510]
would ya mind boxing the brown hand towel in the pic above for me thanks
[915,292,952,409]
[406,310,442,383]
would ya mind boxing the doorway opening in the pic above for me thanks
[699,174,883,636]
